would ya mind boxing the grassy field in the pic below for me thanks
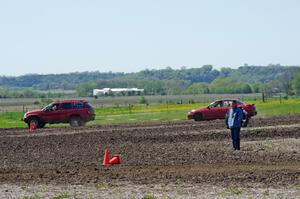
[0,98,300,128]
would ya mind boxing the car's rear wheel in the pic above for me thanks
[70,116,84,127]
[242,117,250,127]
[194,113,203,121]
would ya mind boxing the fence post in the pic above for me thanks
[128,104,132,114]
[279,94,282,104]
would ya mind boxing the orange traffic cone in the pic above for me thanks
[102,148,110,166]
[29,122,37,131]
[109,155,121,165]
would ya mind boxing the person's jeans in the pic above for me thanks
[230,127,241,150]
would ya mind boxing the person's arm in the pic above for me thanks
[225,109,232,129]
[225,111,229,129]
[237,108,243,126]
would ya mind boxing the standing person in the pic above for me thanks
[226,101,243,150]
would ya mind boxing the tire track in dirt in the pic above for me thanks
[1,115,300,137]
[1,123,299,145]
[0,163,299,186]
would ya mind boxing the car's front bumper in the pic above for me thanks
[187,112,194,120]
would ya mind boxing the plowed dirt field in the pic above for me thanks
[0,116,299,198]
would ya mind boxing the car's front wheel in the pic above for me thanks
[194,113,203,121]
[28,117,40,128]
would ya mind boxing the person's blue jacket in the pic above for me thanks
[226,107,243,128]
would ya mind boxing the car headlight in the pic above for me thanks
[188,110,196,114]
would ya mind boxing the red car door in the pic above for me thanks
[206,101,223,119]
[215,100,227,119]
[41,103,62,123]
[57,102,73,122]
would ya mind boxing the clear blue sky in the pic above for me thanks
[0,0,299,76]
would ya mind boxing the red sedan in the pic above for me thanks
[187,99,257,121]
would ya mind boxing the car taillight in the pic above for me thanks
[87,109,94,114]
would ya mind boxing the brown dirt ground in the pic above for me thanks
[0,116,299,198]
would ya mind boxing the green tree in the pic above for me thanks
[292,71,300,95]
[76,81,97,97]
[139,96,148,104]
[250,82,262,93]
[163,80,190,95]
[144,81,164,95]
[186,83,209,94]
[278,68,300,95]
[220,67,233,77]
[209,78,252,94]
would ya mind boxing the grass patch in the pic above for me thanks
[251,98,300,116]
[143,194,157,199]
[262,140,273,149]
[0,112,26,128]
[219,187,243,196]
[262,189,270,196]
[95,182,110,190]
[52,192,70,199]
[22,194,41,199]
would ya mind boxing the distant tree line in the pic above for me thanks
[0,71,125,90]
[0,88,74,99]
[76,65,300,97]
[1,64,300,97]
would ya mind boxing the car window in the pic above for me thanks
[52,104,59,111]
[42,104,51,111]
[208,102,216,107]
[223,101,232,107]
[209,101,222,108]
[74,102,84,109]
[60,103,72,110]
[43,103,59,111]
[85,102,94,110]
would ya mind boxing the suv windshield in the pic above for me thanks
[86,103,94,110]
[86,103,94,114]
[42,104,52,111]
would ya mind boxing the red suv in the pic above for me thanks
[23,100,95,128]
[187,99,257,122]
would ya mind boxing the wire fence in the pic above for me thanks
[0,93,279,113]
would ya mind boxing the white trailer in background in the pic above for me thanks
[93,88,144,96]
